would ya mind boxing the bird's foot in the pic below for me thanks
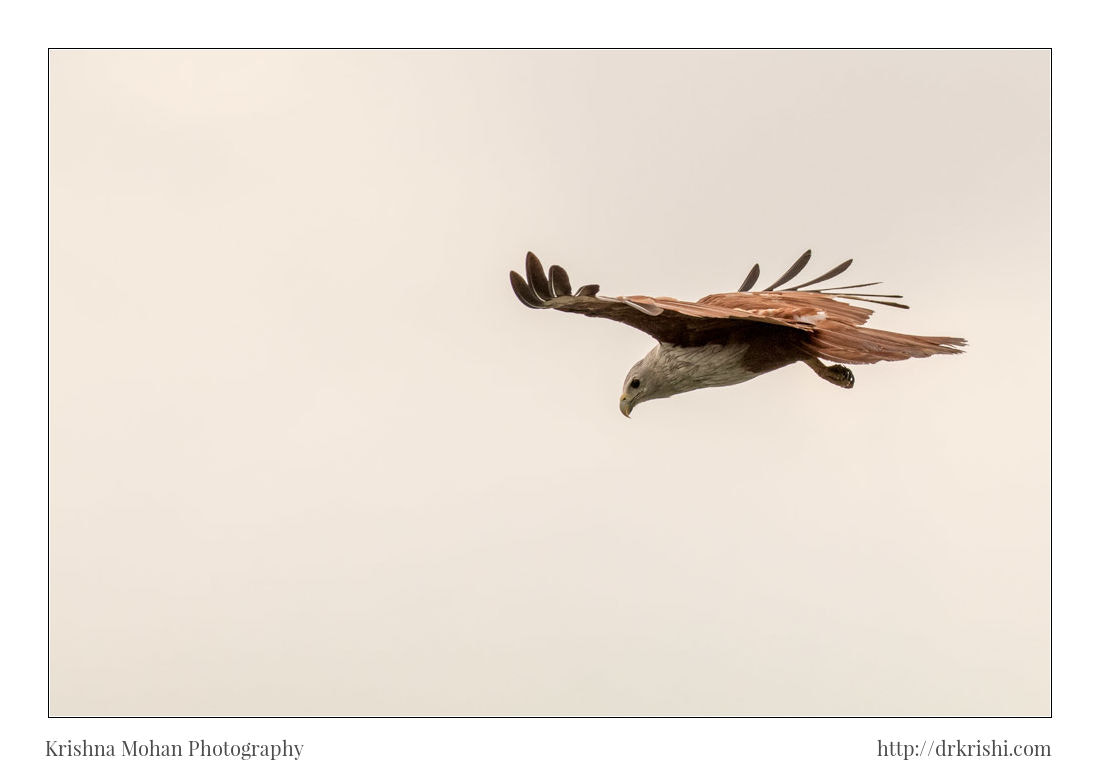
[804,357,855,389]
[824,364,855,389]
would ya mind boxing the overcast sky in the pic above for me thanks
[50,49,1050,715]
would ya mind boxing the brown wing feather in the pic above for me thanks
[695,291,874,328]
[805,323,966,364]
[621,295,817,330]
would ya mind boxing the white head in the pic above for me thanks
[619,347,678,417]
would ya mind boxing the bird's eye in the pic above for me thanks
[630,378,641,389]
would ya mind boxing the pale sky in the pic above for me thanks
[49,49,1050,716]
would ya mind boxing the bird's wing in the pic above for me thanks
[695,249,904,323]
[510,249,967,361]
[511,251,877,346]
[511,252,837,347]
[700,250,966,363]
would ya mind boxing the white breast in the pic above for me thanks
[655,342,757,391]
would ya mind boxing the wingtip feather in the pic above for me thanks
[738,263,761,292]
[510,270,545,308]
[762,249,812,291]
[525,252,553,301]
[785,258,854,290]
[548,264,572,297]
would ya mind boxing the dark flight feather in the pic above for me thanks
[525,252,553,301]
[738,264,761,292]
[509,271,544,308]
[762,249,812,291]
[814,281,883,291]
[783,259,853,290]
[832,294,910,309]
[549,264,572,297]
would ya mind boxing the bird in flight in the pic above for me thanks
[509,250,965,417]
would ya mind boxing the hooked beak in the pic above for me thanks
[619,395,632,418]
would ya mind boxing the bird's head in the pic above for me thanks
[620,348,674,418]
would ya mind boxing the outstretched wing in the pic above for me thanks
[509,249,966,361]
[699,250,966,362]
[510,252,821,347]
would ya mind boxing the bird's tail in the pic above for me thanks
[805,326,967,365]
